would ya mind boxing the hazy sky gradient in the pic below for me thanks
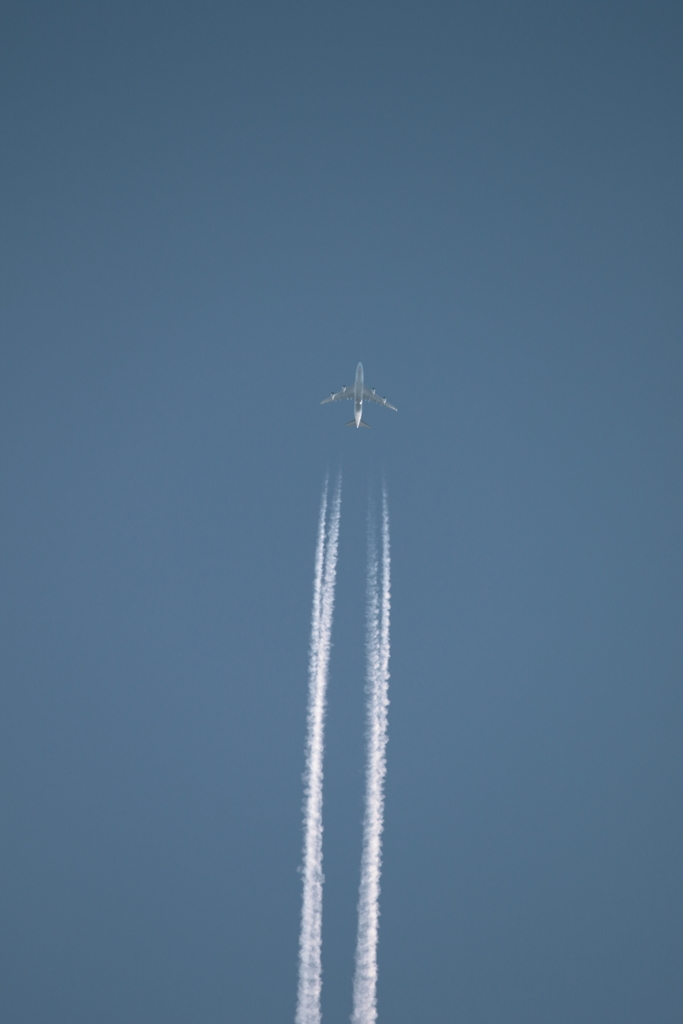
[1,2,682,1022]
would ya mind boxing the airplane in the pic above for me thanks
[321,363,397,428]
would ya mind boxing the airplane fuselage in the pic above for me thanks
[353,362,364,427]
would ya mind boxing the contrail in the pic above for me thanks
[296,475,342,1024]
[352,488,391,1024]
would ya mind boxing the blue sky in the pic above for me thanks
[1,2,682,1021]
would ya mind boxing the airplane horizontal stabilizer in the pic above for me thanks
[346,420,372,428]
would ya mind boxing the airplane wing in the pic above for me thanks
[321,386,355,404]
[362,387,397,411]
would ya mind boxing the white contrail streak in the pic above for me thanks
[296,476,342,1024]
[352,488,391,1024]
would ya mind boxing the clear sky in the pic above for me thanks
[1,2,682,1022]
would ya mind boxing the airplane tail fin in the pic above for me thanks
[346,420,371,428]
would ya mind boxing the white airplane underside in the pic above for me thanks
[321,363,397,428]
